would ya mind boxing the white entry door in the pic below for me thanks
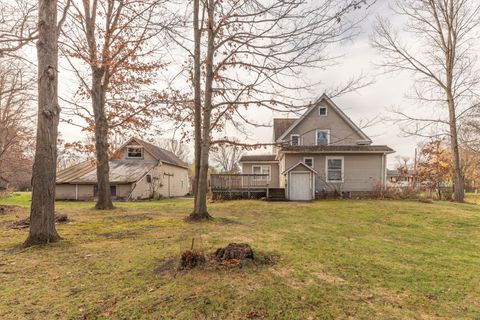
[289,172,312,200]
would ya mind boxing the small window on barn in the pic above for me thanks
[127,147,143,158]
[319,107,327,116]
[146,175,152,183]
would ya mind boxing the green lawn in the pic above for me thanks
[1,193,480,319]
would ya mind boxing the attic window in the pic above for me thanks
[291,134,301,146]
[127,147,143,158]
[319,107,327,116]
[146,174,152,183]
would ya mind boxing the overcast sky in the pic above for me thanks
[57,0,432,168]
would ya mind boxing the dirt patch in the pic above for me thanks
[154,244,278,275]
[154,258,178,275]
[312,270,346,284]
[4,214,70,230]
[0,205,21,215]
[216,217,241,225]
[105,214,152,223]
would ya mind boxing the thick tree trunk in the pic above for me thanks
[447,95,464,202]
[25,0,61,246]
[92,69,114,210]
[190,0,214,221]
[192,0,202,197]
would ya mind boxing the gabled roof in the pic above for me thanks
[282,162,318,175]
[57,160,158,184]
[273,118,297,141]
[120,137,188,169]
[276,94,372,143]
[239,154,277,162]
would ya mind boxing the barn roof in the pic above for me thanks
[121,137,188,169]
[56,160,158,184]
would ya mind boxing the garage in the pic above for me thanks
[283,162,317,201]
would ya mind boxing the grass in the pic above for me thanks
[1,193,480,319]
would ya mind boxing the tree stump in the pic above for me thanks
[179,250,206,270]
[214,243,254,261]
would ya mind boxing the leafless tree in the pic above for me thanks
[0,0,37,58]
[372,0,480,202]
[167,0,374,219]
[60,0,171,209]
[157,138,190,162]
[211,143,242,173]
[0,61,34,166]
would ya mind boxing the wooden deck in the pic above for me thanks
[210,174,285,200]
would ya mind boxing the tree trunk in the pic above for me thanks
[92,69,114,210]
[190,0,214,221]
[25,0,61,246]
[447,95,464,202]
[192,0,202,197]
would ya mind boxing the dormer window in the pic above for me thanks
[316,130,330,146]
[127,147,143,158]
[319,107,327,116]
[291,134,301,146]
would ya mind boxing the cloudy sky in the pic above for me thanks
[57,0,428,168]
[229,0,421,166]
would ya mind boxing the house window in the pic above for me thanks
[304,157,314,168]
[291,134,301,146]
[146,174,152,183]
[326,157,344,182]
[316,130,330,146]
[319,107,327,116]
[127,147,143,158]
[252,165,271,181]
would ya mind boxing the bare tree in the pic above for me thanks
[0,61,34,168]
[372,0,480,202]
[157,138,190,162]
[0,0,37,57]
[25,0,62,246]
[61,0,170,209]
[212,143,242,173]
[167,0,373,219]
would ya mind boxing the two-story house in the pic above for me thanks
[56,137,189,200]
[239,95,395,200]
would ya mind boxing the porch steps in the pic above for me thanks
[267,188,286,201]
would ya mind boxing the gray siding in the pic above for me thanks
[282,153,385,192]
[241,162,280,188]
[285,100,363,146]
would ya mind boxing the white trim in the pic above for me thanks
[276,94,372,143]
[290,134,301,146]
[315,129,330,146]
[325,156,344,183]
[303,157,314,168]
[319,106,327,116]
[240,161,278,164]
[282,161,318,175]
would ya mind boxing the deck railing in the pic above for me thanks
[210,173,269,190]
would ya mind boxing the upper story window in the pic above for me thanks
[319,107,327,116]
[291,134,301,146]
[127,147,143,158]
[316,130,330,146]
